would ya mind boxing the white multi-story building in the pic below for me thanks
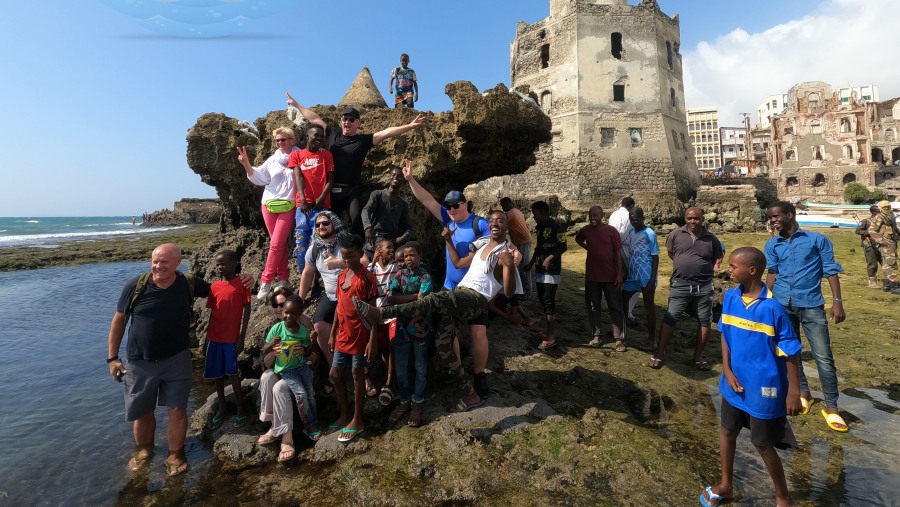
[719,126,747,167]
[757,94,788,129]
[687,106,720,172]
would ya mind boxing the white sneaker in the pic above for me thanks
[256,282,271,301]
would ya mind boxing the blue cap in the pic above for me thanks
[443,190,466,206]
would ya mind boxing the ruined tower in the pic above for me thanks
[469,0,698,212]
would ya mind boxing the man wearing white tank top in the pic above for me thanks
[353,210,518,413]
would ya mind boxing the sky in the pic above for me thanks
[1,0,896,217]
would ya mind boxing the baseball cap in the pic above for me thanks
[878,200,891,208]
[443,190,466,206]
[341,107,360,120]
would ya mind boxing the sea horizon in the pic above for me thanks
[0,216,187,249]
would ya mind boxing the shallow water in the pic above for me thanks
[0,261,214,506]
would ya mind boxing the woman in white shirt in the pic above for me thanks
[238,127,299,300]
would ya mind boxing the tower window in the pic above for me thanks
[611,32,623,59]
[670,88,676,108]
[666,41,673,69]
[613,84,625,102]
[540,44,550,68]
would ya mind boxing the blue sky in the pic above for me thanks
[1,0,893,216]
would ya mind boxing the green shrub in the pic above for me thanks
[844,183,870,203]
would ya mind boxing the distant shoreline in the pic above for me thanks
[0,224,217,272]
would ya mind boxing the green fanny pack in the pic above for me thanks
[265,199,295,214]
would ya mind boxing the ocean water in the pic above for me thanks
[0,217,186,249]
[0,261,214,506]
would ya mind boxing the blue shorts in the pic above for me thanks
[623,279,647,292]
[204,341,238,379]
[332,350,367,370]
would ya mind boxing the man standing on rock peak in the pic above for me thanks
[106,243,253,477]
[285,91,426,236]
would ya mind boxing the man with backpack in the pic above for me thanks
[106,243,252,477]
[400,160,490,289]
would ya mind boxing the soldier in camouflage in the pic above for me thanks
[867,200,900,294]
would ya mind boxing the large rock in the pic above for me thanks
[185,80,551,372]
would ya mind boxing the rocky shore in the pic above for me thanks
[172,229,899,506]
[0,225,216,271]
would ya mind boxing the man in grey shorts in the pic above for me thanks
[106,243,251,476]
[649,207,723,370]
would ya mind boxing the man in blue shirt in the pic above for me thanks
[765,201,848,432]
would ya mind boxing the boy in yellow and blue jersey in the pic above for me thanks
[700,246,802,507]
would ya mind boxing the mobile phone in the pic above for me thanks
[116,369,126,382]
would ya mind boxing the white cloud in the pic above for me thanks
[683,0,900,128]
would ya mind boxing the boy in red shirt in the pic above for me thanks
[203,250,251,428]
[328,234,379,443]
[290,124,334,271]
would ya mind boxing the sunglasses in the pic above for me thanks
[443,202,462,210]
[341,116,358,122]
[315,221,332,228]
[272,302,286,308]
[274,138,293,143]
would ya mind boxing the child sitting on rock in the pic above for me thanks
[257,296,321,463]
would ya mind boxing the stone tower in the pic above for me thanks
[469,0,698,212]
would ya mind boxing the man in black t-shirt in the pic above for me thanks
[105,243,251,476]
[286,92,425,235]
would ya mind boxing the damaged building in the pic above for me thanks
[769,81,900,202]
[465,0,699,213]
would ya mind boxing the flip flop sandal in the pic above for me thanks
[127,444,154,472]
[257,432,278,446]
[588,337,602,348]
[337,428,361,443]
[307,430,322,442]
[165,459,189,477]
[233,415,248,428]
[614,342,627,353]
[210,414,225,430]
[821,409,849,432]
[648,357,664,369]
[453,398,485,412]
[538,339,557,350]
[378,386,397,406]
[699,485,731,507]
[325,422,344,435]
[277,443,296,462]
[799,396,813,415]
[694,359,711,371]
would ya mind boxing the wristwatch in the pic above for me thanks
[106,355,119,363]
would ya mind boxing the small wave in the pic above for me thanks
[15,220,40,224]
[0,225,188,246]
[0,230,6,233]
